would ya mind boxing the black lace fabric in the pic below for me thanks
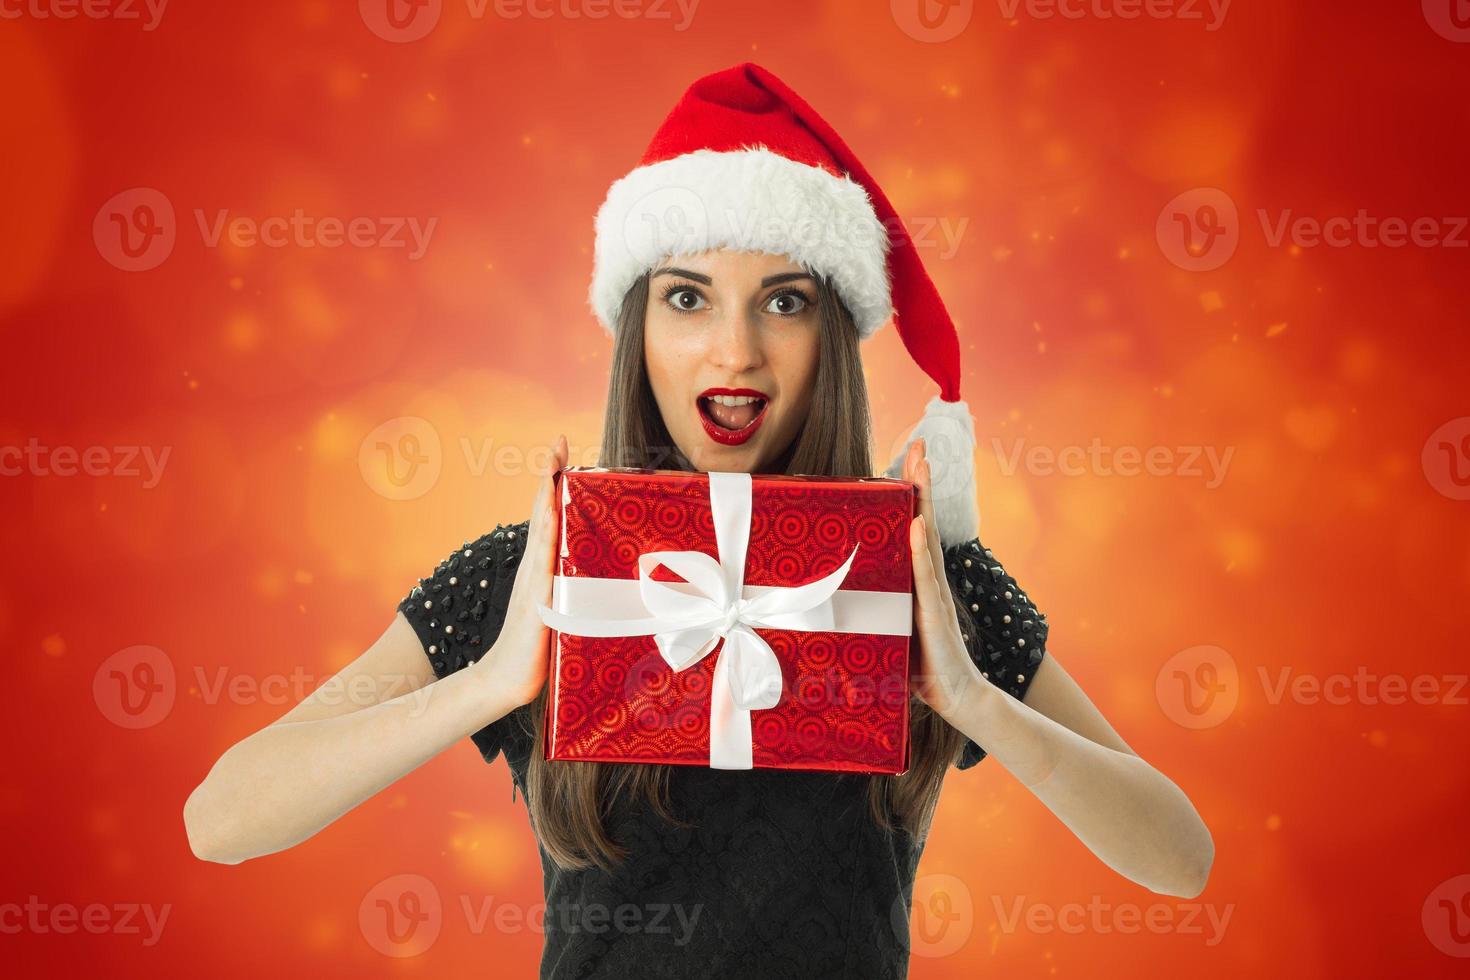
[397,519,1049,978]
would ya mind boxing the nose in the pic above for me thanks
[706,306,764,375]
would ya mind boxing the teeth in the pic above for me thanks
[707,394,763,407]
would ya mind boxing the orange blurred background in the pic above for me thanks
[3,1,1469,976]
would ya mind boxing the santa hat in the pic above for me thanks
[589,62,978,547]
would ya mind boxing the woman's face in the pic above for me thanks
[643,249,821,473]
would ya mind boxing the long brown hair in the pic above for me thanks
[521,268,974,873]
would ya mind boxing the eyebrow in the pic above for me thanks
[651,267,814,288]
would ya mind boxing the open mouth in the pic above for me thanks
[697,388,769,446]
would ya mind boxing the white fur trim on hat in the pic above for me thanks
[589,146,893,337]
[883,395,979,547]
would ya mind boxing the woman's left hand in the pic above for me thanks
[901,437,984,719]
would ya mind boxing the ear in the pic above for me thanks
[883,395,979,547]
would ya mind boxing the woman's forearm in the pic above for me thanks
[183,658,519,865]
[946,674,1214,898]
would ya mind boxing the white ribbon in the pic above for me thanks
[537,471,887,770]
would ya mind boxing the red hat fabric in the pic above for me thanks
[589,62,979,544]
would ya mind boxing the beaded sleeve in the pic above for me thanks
[397,520,532,764]
[941,537,1050,769]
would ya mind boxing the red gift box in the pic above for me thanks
[538,467,917,775]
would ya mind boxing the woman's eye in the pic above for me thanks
[665,288,707,313]
[764,290,810,316]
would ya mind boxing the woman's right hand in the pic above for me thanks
[478,434,570,709]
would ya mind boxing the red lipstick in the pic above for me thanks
[696,387,769,447]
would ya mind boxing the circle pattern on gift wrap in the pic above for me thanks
[794,715,828,751]
[814,512,848,549]
[774,509,809,545]
[572,534,601,566]
[678,661,710,699]
[559,653,590,687]
[855,513,892,551]
[654,496,686,534]
[672,703,705,739]
[594,656,628,694]
[557,693,588,732]
[803,634,838,672]
[634,702,668,734]
[613,495,648,531]
[844,636,877,675]
[581,491,608,528]
[768,546,806,583]
[747,507,770,542]
[837,719,870,754]
[593,699,629,736]
[754,711,791,748]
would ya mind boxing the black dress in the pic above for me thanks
[398,520,1048,979]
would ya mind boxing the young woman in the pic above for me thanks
[184,64,1212,977]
